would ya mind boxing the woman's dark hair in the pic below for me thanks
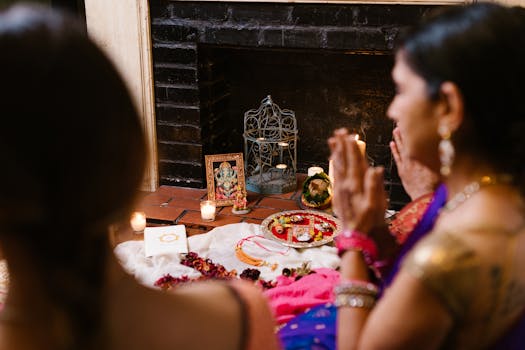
[0,4,146,349]
[397,3,525,191]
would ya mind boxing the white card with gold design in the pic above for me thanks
[144,225,188,257]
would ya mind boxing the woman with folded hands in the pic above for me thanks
[332,3,525,349]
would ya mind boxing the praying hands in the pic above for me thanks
[328,128,387,234]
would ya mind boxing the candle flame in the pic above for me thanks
[355,134,360,141]
[130,211,147,232]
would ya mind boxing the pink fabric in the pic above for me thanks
[264,268,340,324]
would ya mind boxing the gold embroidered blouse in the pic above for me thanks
[402,227,525,349]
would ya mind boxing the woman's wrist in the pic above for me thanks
[335,229,378,265]
[339,250,372,280]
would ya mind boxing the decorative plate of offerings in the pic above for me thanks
[261,210,342,248]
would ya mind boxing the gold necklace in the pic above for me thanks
[235,246,278,270]
[443,175,512,212]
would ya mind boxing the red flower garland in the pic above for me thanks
[154,252,277,290]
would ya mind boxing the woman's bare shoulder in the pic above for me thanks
[164,280,245,322]
[109,279,246,350]
[168,279,281,350]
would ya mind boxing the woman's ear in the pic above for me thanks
[438,81,464,133]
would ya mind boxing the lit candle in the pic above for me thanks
[308,166,324,177]
[276,163,287,170]
[278,142,289,163]
[200,200,216,221]
[355,134,367,156]
[130,211,146,233]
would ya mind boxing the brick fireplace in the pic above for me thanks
[149,1,446,209]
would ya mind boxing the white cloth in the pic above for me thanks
[115,222,340,287]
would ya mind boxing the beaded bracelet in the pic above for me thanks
[334,279,379,297]
[335,229,378,265]
[334,293,376,309]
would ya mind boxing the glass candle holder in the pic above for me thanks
[130,211,147,234]
[200,200,216,221]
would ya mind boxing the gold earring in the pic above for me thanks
[438,124,454,177]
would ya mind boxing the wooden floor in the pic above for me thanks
[113,174,309,245]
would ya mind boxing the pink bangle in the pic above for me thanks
[335,229,378,265]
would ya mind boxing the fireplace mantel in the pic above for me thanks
[84,0,522,192]
[170,0,525,4]
[171,0,469,4]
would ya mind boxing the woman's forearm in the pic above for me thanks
[337,250,374,350]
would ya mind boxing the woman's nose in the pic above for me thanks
[386,102,397,122]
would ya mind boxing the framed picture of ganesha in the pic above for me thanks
[205,153,246,207]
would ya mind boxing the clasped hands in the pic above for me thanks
[328,128,387,234]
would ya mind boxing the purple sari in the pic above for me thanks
[491,310,525,350]
[381,183,447,290]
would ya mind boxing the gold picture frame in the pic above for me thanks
[205,153,246,207]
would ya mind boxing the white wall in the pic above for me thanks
[84,0,158,192]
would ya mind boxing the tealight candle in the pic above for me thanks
[200,200,216,221]
[354,134,367,156]
[278,142,289,163]
[130,211,146,233]
[308,166,324,177]
[276,163,287,170]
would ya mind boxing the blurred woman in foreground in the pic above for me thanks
[0,4,280,350]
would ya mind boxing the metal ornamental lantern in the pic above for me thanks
[243,96,298,194]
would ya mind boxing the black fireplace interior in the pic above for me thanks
[150,1,442,209]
